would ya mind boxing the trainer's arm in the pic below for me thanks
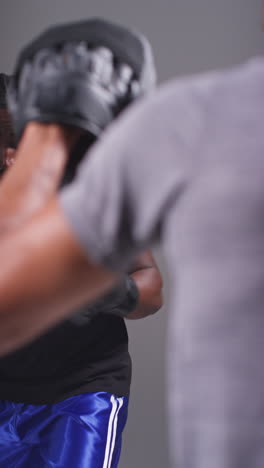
[126,250,163,320]
[0,198,117,356]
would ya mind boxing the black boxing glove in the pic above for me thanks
[7,18,156,144]
[87,275,139,318]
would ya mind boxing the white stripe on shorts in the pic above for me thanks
[107,398,124,468]
[102,395,124,468]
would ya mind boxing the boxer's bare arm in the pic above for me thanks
[0,123,79,232]
[127,250,163,320]
[0,123,162,353]
[0,198,117,356]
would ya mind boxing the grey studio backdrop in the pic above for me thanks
[0,1,263,467]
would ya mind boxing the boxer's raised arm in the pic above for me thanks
[0,124,79,232]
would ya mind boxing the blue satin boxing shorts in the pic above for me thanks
[0,391,129,467]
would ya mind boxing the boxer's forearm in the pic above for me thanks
[0,199,117,355]
[126,250,163,320]
[0,123,79,232]
[127,268,163,320]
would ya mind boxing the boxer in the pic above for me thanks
[0,20,162,468]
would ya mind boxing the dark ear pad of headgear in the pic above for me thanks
[0,74,10,109]
[0,74,16,175]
